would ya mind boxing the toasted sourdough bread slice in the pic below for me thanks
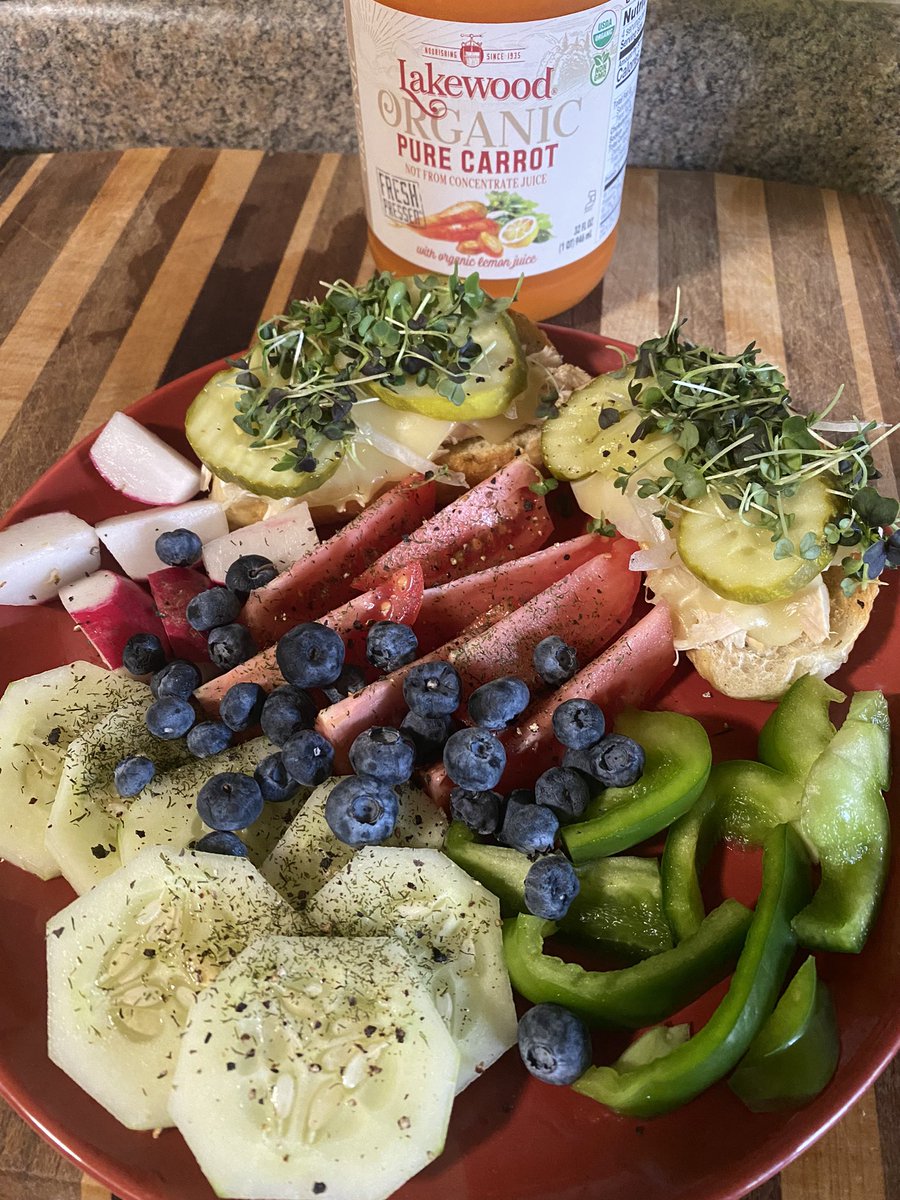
[687,569,880,701]
[438,311,591,485]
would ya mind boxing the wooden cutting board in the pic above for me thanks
[0,149,897,1200]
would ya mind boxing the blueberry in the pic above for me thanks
[186,587,242,632]
[518,1003,591,1086]
[260,685,317,745]
[535,767,590,821]
[219,681,266,731]
[194,830,249,857]
[524,854,580,920]
[532,636,578,687]
[282,728,336,786]
[366,622,419,672]
[552,698,605,750]
[324,776,399,847]
[863,540,887,580]
[561,746,593,777]
[467,677,530,730]
[253,752,298,803]
[443,727,506,791]
[150,659,201,701]
[155,528,202,568]
[400,710,452,764]
[886,530,900,568]
[276,623,345,689]
[145,697,195,740]
[122,633,167,676]
[225,554,279,596]
[586,734,645,788]
[403,661,461,717]
[187,720,233,758]
[208,623,257,670]
[113,755,155,797]
[349,726,415,785]
[196,772,264,831]
[449,787,503,836]
[500,792,559,853]
[322,664,368,705]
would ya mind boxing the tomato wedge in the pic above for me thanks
[352,458,552,591]
[421,604,676,805]
[242,476,436,647]
[317,541,638,766]
[196,565,424,714]
[415,533,608,654]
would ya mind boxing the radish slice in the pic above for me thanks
[147,567,214,663]
[96,500,227,581]
[201,503,319,584]
[0,512,100,606]
[59,570,171,669]
[90,412,202,506]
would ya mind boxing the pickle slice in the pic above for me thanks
[676,478,837,604]
[185,368,344,500]
[542,368,679,482]
[370,311,527,422]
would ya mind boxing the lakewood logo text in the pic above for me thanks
[398,59,554,103]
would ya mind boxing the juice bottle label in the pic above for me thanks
[345,0,647,279]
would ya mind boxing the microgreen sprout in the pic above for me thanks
[613,301,899,593]
[228,268,516,476]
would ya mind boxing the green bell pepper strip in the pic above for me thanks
[501,897,752,1028]
[793,690,891,953]
[562,710,712,864]
[729,956,840,1112]
[758,675,844,782]
[660,760,802,942]
[573,823,812,1117]
[443,822,673,959]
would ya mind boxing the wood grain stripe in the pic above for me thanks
[0,150,166,446]
[875,1055,900,1200]
[839,191,900,495]
[0,154,50,224]
[780,1086,886,1200]
[715,174,787,368]
[0,150,213,514]
[79,1179,111,1200]
[0,152,121,346]
[599,168,660,343]
[287,154,369,303]
[658,170,725,346]
[744,1176,782,1200]
[161,152,320,384]
[74,149,264,439]
[765,181,860,417]
[259,152,341,320]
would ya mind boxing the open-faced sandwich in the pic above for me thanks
[543,309,895,699]
[185,270,590,523]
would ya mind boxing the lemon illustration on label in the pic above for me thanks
[500,216,540,248]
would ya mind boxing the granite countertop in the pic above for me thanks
[0,0,898,202]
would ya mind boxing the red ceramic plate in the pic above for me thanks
[0,328,897,1200]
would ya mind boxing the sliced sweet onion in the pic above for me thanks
[353,413,466,486]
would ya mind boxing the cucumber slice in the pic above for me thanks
[542,367,679,482]
[170,935,458,1200]
[0,663,146,880]
[370,312,527,422]
[118,737,309,867]
[185,368,345,500]
[676,477,837,603]
[304,847,517,1091]
[46,846,301,1130]
[45,696,193,894]
[261,777,447,910]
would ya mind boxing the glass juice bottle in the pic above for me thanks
[344,0,648,319]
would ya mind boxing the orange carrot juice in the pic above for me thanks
[344,0,648,318]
